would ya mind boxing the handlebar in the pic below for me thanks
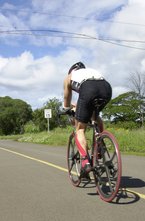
[57,109,75,127]
[58,109,75,117]
[58,109,102,131]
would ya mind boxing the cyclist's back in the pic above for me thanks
[70,67,112,123]
[63,62,112,175]
[71,68,104,93]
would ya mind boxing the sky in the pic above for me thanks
[0,0,145,109]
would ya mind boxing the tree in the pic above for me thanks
[33,107,47,131]
[44,97,63,129]
[33,97,63,131]
[128,71,145,127]
[102,91,143,128]
[0,96,32,135]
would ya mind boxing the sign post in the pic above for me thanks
[44,109,52,132]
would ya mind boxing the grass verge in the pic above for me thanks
[0,127,145,156]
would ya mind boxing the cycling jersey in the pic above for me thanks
[71,68,104,92]
[75,79,112,123]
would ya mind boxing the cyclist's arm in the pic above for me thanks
[63,75,72,108]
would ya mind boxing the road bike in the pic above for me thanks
[59,110,122,202]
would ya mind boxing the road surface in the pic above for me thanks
[0,140,145,221]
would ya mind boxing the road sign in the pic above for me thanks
[44,109,52,132]
[44,109,52,118]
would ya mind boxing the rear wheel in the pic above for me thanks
[93,130,122,202]
[67,132,81,186]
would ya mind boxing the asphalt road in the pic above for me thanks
[0,140,145,221]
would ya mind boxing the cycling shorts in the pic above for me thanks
[75,79,112,123]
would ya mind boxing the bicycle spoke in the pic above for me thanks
[67,134,81,186]
[93,131,122,202]
[105,167,115,193]
[69,160,75,172]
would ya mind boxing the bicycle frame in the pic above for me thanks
[59,111,122,202]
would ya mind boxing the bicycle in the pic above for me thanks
[59,108,122,202]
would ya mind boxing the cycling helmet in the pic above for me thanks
[68,62,85,74]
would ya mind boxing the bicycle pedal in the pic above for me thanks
[80,173,91,181]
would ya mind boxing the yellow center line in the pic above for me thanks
[121,188,145,200]
[0,146,145,200]
[0,146,68,173]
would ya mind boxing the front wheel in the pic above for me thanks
[93,130,122,202]
[67,132,81,187]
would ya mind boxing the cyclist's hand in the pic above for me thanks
[62,107,75,116]
[71,103,76,112]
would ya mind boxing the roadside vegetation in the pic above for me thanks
[0,126,145,156]
[0,75,145,157]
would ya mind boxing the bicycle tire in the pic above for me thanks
[67,132,81,187]
[93,130,122,202]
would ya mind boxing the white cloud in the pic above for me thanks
[0,0,145,109]
[112,86,129,98]
[0,51,62,107]
[0,51,59,88]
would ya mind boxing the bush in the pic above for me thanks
[24,121,40,133]
[105,121,139,130]
[0,96,32,135]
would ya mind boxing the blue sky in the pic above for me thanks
[0,0,145,109]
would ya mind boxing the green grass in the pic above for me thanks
[108,128,145,156]
[0,127,73,146]
[0,127,145,156]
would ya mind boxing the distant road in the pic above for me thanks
[0,140,145,221]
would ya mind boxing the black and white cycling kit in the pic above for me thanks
[70,68,112,123]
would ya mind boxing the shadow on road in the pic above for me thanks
[86,176,145,204]
[112,176,145,205]
[121,176,145,189]
[113,188,140,205]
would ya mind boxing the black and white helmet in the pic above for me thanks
[68,62,85,74]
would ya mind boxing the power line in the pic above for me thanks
[1,28,145,50]
[101,39,145,50]
[0,29,92,39]
[0,30,91,39]
[1,28,145,42]
[1,7,145,50]
[1,7,145,27]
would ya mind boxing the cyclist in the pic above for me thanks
[63,62,112,176]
